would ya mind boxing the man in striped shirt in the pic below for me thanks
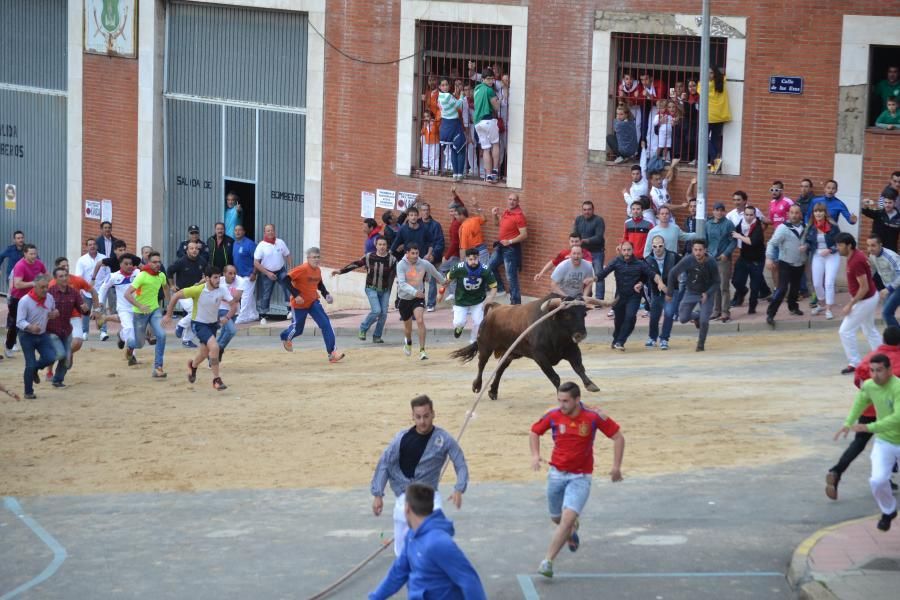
[334,236,397,343]
[868,234,900,330]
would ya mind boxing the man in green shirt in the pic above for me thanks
[439,248,497,343]
[473,68,502,183]
[836,353,900,531]
[874,65,900,109]
[124,250,169,378]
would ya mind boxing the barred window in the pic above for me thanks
[413,21,512,183]
[608,33,727,167]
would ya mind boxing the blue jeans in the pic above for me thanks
[678,290,716,346]
[591,251,606,299]
[216,308,237,352]
[648,293,677,342]
[707,122,724,164]
[81,294,107,335]
[20,331,64,395]
[258,267,292,313]
[439,117,467,176]
[488,244,522,304]
[51,334,73,384]
[361,287,391,338]
[130,309,167,369]
[280,300,336,354]
[883,288,900,329]
[612,292,641,345]
[425,259,442,309]
[547,466,592,518]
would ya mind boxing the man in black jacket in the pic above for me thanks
[644,235,679,350]
[206,222,235,271]
[574,201,606,299]
[730,205,766,314]
[862,188,900,252]
[95,221,120,257]
[667,239,721,352]
[177,225,210,263]
[168,241,207,348]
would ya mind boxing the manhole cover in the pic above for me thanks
[859,558,900,571]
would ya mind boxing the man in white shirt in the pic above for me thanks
[97,254,139,359]
[253,223,293,325]
[75,238,109,341]
[215,264,245,363]
[726,190,771,300]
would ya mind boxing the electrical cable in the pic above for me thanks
[309,20,424,65]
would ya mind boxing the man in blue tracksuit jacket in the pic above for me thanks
[369,483,486,600]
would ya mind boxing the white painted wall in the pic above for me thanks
[66,0,84,261]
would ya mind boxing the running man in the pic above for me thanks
[279,247,344,363]
[667,239,721,352]
[97,254,139,357]
[164,266,235,390]
[371,395,469,557]
[124,251,169,378]
[529,382,625,578]
[835,353,900,531]
[333,235,397,343]
[439,248,497,342]
[215,264,244,362]
[396,243,445,360]
[52,257,101,365]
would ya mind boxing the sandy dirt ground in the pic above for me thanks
[0,330,853,497]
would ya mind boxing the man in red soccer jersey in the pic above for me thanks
[529,382,625,578]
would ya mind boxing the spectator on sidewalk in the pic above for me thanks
[705,202,736,322]
[363,218,382,255]
[232,225,259,324]
[224,192,243,238]
[727,191,772,300]
[621,201,654,261]
[95,220,119,258]
[534,233,593,282]
[419,203,445,312]
[805,180,857,226]
[642,205,696,258]
[574,201,606,299]
[253,224,293,324]
[765,204,807,327]
[805,203,841,321]
[177,224,210,262]
[731,206,766,315]
[0,230,25,284]
[623,164,651,222]
[488,193,527,305]
[862,189,900,252]
[458,202,489,265]
[206,222,234,271]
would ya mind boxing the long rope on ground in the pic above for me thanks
[306,299,584,600]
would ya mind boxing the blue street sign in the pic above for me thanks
[769,76,803,95]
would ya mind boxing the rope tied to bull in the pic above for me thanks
[307,297,600,600]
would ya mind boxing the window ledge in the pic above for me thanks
[866,127,900,136]
[408,171,509,188]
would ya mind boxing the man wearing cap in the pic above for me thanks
[177,225,210,263]
[705,201,736,322]
[168,240,208,347]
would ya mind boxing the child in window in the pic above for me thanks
[421,109,440,175]
[618,72,642,139]
[654,100,678,163]
[607,107,639,163]
[876,97,900,130]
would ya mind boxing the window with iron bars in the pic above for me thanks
[413,21,512,184]
[608,33,727,169]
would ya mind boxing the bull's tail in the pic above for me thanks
[449,341,479,364]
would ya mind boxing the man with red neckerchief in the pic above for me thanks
[15,275,63,400]
[529,382,625,579]
[46,266,89,388]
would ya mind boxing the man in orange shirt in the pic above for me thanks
[279,247,344,363]
[51,257,101,366]
[457,200,489,266]
[488,193,528,304]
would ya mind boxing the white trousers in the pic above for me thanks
[421,141,439,172]
[235,276,259,323]
[466,125,477,175]
[117,309,134,345]
[839,293,881,367]
[452,303,485,343]
[69,316,86,340]
[177,299,193,341]
[870,438,900,515]
[812,252,840,306]
[393,490,442,557]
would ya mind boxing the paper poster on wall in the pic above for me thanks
[375,189,396,210]
[101,199,113,223]
[84,0,138,58]
[4,184,15,210]
[361,191,376,218]
[85,199,101,220]
[397,192,418,211]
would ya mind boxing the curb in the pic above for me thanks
[786,515,875,598]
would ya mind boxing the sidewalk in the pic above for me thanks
[788,516,900,599]
[0,291,863,341]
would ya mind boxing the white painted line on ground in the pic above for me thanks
[1,497,68,600]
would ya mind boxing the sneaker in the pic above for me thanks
[766,316,775,328]
[4,348,13,359]
[33,371,40,384]
[11,344,19,353]
[372,337,384,344]
[841,365,856,375]
[612,343,625,351]
[24,393,36,400]
[789,308,804,316]
[496,290,507,297]
[426,306,435,313]
[147,336,157,346]
[52,381,65,388]
[212,377,227,391]
[127,354,138,366]
[720,314,732,323]
[152,367,167,379]
[825,310,834,320]
[877,510,898,532]
[568,517,580,552]
[182,340,198,349]
[419,350,429,361]
[696,343,705,352]
[713,158,723,174]
[692,318,700,329]
[825,471,840,501]
[444,294,455,303]
[328,351,345,363]
[454,327,464,339]
[607,309,614,318]
[613,156,625,164]
[644,337,655,348]
[538,559,553,578]
[259,317,267,326]
[810,306,823,316]
[640,309,649,318]
[187,360,197,383]
[358,330,366,341]
[282,339,294,352]
[100,332,109,341]
[659,339,669,350]
[403,342,412,357]
[175,325,184,339]
[117,338,125,350]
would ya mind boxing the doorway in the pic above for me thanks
[224,180,256,241]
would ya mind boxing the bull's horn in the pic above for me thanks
[586,297,617,308]
[540,297,563,313]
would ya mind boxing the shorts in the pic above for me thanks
[474,119,499,149]
[547,466,592,518]
[191,321,220,345]
[70,316,86,340]
[397,297,425,321]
